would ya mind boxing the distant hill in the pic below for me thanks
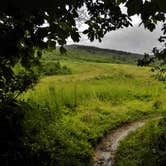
[64,44,144,64]
[66,45,143,57]
[42,44,144,64]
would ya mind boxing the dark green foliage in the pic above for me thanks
[0,100,51,166]
[0,101,30,166]
[125,0,166,31]
[126,0,143,16]
[0,71,38,103]
[39,62,71,76]
[0,100,92,166]
[19,101,92,166]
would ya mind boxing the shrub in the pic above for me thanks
[39,61,71,76]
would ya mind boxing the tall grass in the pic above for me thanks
[22,63,165,109]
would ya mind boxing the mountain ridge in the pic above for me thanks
[43,44,144,64]
[65,44,144,57]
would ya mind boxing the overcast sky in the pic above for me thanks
[67,14,163,54]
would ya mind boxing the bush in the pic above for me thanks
[0,101,30,166]
[0,101,55,166]
[39,61,71,76]
[0,100,93,166]
[21,102,92,166]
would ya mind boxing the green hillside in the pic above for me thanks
[42,45,143,64]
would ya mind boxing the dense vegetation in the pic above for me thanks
[114,117,166,166]
[15,48,166,165]
[39,61,71,76]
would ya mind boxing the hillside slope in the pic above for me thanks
[42,45,144,64]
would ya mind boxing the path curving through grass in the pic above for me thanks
[92,116,162,166]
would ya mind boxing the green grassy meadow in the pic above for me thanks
[20,47,166,165]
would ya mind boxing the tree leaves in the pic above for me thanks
[152,0,166,12]
[117,0,126,5]
[85,1,131,42]
[126,0,143,16]
[144,20,156,32]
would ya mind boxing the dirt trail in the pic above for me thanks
[93,116,161,166]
